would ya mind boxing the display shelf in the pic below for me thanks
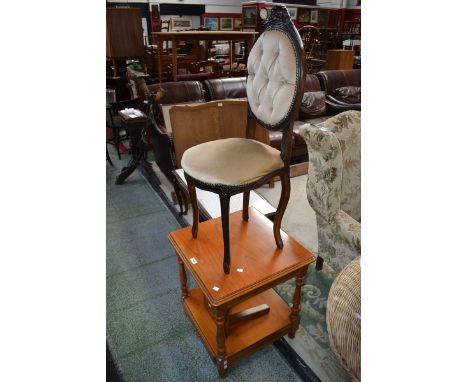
[183,287,291,363]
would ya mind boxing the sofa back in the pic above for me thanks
[148,81,205,105]
[304,74,322,92]
[316,70,361,94]
[204,77,247,101]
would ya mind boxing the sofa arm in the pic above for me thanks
[325,99,361,115]
[331,210,361,253]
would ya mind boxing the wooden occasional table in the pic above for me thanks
[168,208,315,377]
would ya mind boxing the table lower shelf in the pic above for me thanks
[183,287,292,366]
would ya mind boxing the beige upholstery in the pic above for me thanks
[247,30,298,126]
[181,138,283,186]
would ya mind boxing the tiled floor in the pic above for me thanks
[106,149,303,381]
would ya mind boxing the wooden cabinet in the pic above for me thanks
[325,49,355,70]
[106,8,145,76]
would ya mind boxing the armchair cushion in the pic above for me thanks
[247,30,298,126]
[329,86,361,104]
[182,138,283,186]
[299,91,326,119]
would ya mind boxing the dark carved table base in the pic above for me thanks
[115,114,161,186]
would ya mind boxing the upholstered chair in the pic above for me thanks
[299,110,361,271]
[181,5,305,274]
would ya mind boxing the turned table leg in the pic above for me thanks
[176,254,189,300]
[288,266,308,338]
[214,306,228,378]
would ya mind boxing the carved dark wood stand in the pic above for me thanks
[115,109,161,186]
[168,208,315,378]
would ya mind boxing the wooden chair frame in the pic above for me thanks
[185,5,305,274]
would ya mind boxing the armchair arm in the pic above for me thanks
[330,210,361,253]
[300,123,342,222]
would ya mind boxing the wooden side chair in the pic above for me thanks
[181,5,305,274]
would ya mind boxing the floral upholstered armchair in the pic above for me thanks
[300,110,361,271]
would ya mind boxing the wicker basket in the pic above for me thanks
[326,256,361,381]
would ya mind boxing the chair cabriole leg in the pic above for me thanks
[188,181,199,238]
[242,191,250,221]
[273,170,291,249]
[220,195,231,274]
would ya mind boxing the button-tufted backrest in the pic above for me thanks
[246,6,304,131]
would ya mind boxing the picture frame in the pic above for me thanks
[310,10,318,24]
[242,6,257,27]
[171,17,192,31]
[234,18,242,29]
[203,17,218,31]
[297,8,310,23]
[287,7,297,20]
[220,18,234,31]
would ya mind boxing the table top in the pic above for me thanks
[168,208,315,306]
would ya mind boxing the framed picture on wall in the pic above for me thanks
[297,8,310,23]
[242,6,257,27]
[220,18,233,31]
[204,17,218,31]
[287,7,297,20]
[234,18,242,29]
[310,10,318,23]
[171,17,192,31]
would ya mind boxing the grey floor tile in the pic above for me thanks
[107,289,193,358]
[107,255,180,313]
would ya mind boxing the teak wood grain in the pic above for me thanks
[168,208,315,307]
[183,288,291,361]
[169,207,315,377]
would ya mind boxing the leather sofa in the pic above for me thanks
[146,81,205,183]
[316,69,361,114]
[146,69,361,172]
[203,74,331,163]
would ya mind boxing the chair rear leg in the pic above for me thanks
[106,147,114,167]
[187,181,199,238]
[220,195,231,274]
[113,127,121,160]
[242,191,250,221]
[273,171,291,249]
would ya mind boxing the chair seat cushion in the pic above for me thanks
[181,138,284,186]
